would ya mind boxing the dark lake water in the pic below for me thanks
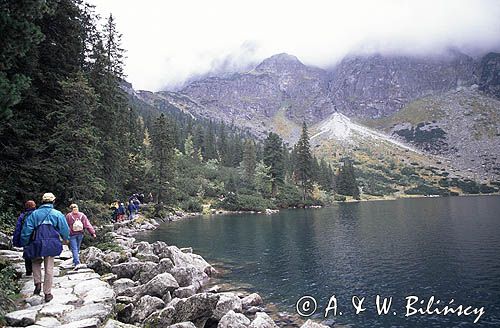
[138,196,500,327]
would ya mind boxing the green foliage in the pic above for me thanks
[0,258,20,324]
[336,158,360,199]
[81,224,122,252]
[404,184,452,196]
[263,132,285,195]
[181,198,203,213]
[294,122,314,200]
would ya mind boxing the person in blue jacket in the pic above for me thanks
[20,192,70,303]
[12,200,37,276]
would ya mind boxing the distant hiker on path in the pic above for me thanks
[20,193,70,303]
[65,204,96,268]
[127,201,136,220]
[116,202,126,222]
[12,200,37,276]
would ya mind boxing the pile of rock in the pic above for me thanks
[79,232,287,328]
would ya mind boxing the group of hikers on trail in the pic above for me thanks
[12,193,96,303]
[110,192,151,222]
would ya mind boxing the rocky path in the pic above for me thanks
[0,247,132,328]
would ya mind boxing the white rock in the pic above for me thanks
[249,312,278,328]
[83,285,115,304]
[73,279,108,296]
[218,310,250,328]
[102,319,137,328]
[59,317,101,328]
[40,303,75,316]
[63,303,112,323]
[5,305,43,326]
[35,316,62,327]
[300,319,330,328]
[213,293,243,320]
[241,293,263,308]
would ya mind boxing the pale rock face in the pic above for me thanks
[217,310,251,328]
[249,312,278,328]
[299,319,330,328]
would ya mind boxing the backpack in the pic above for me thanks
[72,213,84,232]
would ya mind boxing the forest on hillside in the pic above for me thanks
[0,0,360,230]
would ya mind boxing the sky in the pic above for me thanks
[89,0,500,91]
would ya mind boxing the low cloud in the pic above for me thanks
[90,0,500,91]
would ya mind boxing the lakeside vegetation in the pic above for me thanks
[0,0,361,232]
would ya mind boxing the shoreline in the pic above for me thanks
[0,212,326,328]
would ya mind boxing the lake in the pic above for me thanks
[137,196,500,327]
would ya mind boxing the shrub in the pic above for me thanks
[236,193,273,212]
[334,194,347,201]
[181,198,203,213]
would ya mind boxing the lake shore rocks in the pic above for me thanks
[1,210,323,328]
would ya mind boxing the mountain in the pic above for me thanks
[125,51,500,192]
[329,51,477,118]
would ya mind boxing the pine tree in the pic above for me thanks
[294,122,313,200]
[49,72,104,201]
[241,140,257,186]
[263,132,285,196]
[336,158,360,199]
[151,114,176,204]
[0,0,48,120]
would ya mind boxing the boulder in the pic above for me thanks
[112,278,137,296]
[35,316,62,327]
[133,261,158,283]
[241,293,263,309]
[180,247,193,253]
[87,257,112,275]
[63,302,113,323]
[130,295,165,323]
[102,251,127,265]
[136,272,179,298]
[212,293,243,320]
[299,319,330,328]
[59,317,100,328]
[170,265,209,289]
[249,312,278,328]
[80,246,104,263]
[152,241,170,258]
[167,322,197,328]
[174,285,197,298]
[217,310,250,328]
[111,261,144,279]
[148,293,220,327]
[103,319,137,328]
[5,305,42,326]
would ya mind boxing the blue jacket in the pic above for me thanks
[20,204,70,258]
[12,208,35,247]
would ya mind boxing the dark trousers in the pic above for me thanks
[24,257,32,275]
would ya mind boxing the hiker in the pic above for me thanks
[137,193,145,204]
[148,192,154,203]
[20,193,70,303]
[110,200,119,222]
[65,204,96,268]
[133,197,141,213]
[12,200,37,276]
[116,202,126,222]
[127,201,136,220]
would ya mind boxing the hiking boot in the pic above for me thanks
[44,293,53,303]
[34,283,41,295]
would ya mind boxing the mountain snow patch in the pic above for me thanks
[311,112,419,153]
